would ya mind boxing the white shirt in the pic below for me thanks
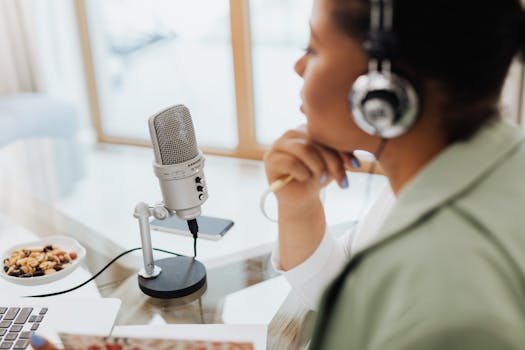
[271,185,396,310]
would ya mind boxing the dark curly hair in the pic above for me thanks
[332,0,525,143]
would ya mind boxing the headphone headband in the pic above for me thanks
[364,0,396,63]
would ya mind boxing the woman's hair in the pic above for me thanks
[332,0,525,143]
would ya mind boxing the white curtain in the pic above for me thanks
[0,0,41,94]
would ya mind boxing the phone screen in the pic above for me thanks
[150,215,234,241]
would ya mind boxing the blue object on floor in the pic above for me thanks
[0,93,78,146]
[0,93,84,200]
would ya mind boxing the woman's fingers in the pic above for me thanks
[264,126,357,201]
[311,144,348,188]
[266,131,345,182]
[30,334,59,350]
[273,138,328,181]
[264,152,312,182]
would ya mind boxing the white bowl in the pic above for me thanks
[1,235,86,286]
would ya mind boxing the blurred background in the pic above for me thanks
[1,0,317,160]
[0,0,523,218]
[1,0,524,160]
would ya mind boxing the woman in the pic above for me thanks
[264,0,525,348]
[31,0,525,349]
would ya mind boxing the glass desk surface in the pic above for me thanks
[0,139,387,349]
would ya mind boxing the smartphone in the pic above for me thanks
[150,215,234,240]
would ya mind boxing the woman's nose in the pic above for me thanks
[294,55,306,77]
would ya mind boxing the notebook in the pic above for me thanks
[2,297,121,349]
[59,324,267,350]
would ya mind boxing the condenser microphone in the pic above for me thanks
[135,104,208,299]
[148,104,208,220]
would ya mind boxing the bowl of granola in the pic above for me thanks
[1,235,86,285]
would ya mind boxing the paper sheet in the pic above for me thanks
[108,324,267,350]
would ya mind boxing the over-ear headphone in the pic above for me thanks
[349,0,420,139]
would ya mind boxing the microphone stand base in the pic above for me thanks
[138,256,207,299]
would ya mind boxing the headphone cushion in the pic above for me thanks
[349,72,420,138]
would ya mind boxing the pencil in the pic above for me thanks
[268,174,294,193]
[266,155,383,194]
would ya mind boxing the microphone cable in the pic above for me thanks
[187,218,199,258]
[26,247,183,298]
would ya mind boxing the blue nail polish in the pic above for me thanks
[320,175,327,184]
[350,155,361,168]
[31,334,46,348]
[341,177,349,189]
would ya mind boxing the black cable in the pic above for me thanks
[187,218,199,258]
[198,297,205,324]
[26,247,182,298]
[365,137,388,201]
[355,138,388,220]
[372,138,388,167]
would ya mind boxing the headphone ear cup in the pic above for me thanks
[349,71,420,138]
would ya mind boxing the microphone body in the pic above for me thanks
[148,104,208,220]
[136,104,208,299]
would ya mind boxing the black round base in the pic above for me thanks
[138,256,207,299]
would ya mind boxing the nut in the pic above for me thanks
[3,244,77,278]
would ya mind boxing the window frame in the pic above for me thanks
[74,0,267,160]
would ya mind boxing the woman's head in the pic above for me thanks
[334,0,525,142]
[294,0,373,153]
[297,0,525,151]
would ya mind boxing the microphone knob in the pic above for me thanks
[152,206,169,220]
[195,177,202,183]
[197,185,204,192]
[198,193,205,200]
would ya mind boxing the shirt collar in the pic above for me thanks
[365,119,525,250]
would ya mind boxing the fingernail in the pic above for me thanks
[350,154,361,168]
[320,175,327,184]
[31,334,45,348]
[341,177,349,189]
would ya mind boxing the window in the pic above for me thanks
[250,0,312,145]
[76,0,524,159]
[76,0,313,158]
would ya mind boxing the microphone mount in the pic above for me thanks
[133,201,207,298]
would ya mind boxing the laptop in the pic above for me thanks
[2,297,121,349]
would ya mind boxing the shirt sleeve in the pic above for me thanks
[270,185,396,311]
[270,227,355,311]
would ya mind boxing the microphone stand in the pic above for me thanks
[133,202,207,299]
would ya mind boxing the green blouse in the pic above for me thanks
[312,119,525,349]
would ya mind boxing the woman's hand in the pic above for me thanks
[30,334,58,350]
[263,126,348,270]
[263,127,348,210]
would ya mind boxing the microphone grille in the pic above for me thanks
[149,104,199,165]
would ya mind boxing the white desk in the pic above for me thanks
[0,138,387,349]
[0,214,100,298]
[43,142,387,268]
